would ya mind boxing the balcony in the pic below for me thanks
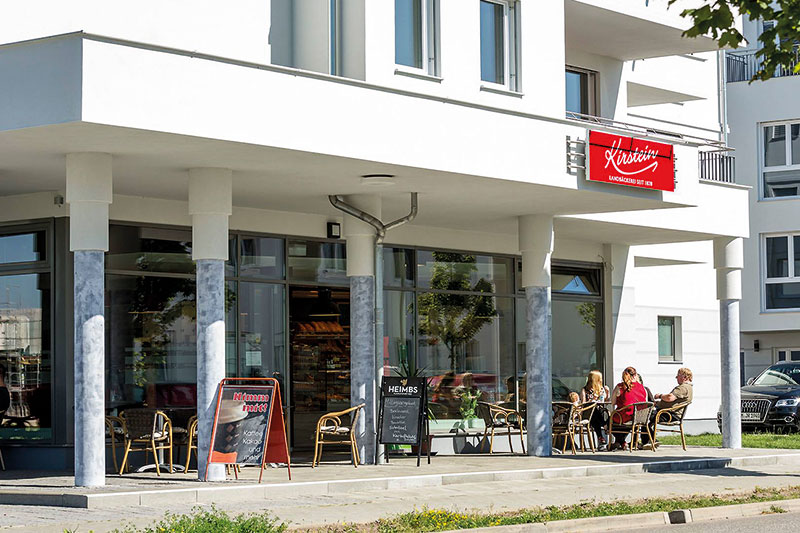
[726,49,800,83]
[699,151,735,184]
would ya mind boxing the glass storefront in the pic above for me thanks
[384,248,605,430]
[0,226,52,441]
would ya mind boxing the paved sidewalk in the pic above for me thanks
[0,449,800,533]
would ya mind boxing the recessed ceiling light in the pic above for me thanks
[361,174,395,186]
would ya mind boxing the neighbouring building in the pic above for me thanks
[726,17,800,382]
[0,0,747,485]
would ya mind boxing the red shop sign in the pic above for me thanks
[587,130,675,192]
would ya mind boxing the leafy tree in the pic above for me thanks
[671,0,800,81]
[417,252,497,373]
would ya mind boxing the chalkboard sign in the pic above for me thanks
[381,396,422,444]
[205,378,291,482]
[378,377,429,466]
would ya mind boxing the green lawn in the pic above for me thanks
[660,432,800,448]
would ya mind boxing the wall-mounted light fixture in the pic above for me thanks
[327,222,341,239]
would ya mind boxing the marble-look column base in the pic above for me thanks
[720,299,742,449]
[196,259,226,481]
[351,275,376,465]
[525,285,552,457]
[74,250,106,487]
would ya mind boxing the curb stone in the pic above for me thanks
[441,497,800,533]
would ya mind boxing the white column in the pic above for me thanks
[604,244,636,383]
[714,237,743,449]
[189,168,232,481]
[343,194,380,465]
[67,153,112,487]
[519,214,554,457]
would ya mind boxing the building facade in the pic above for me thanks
[726,17,800,382]
[0,0,747,484]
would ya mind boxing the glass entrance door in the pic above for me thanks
[289,286,350,449]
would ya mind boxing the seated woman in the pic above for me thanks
[580,370,610,449]
[608,367,647,450]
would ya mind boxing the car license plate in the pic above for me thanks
[741,412,762,421]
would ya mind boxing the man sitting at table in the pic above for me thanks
[641,367,693,447]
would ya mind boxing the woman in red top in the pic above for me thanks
[609,367,647,450]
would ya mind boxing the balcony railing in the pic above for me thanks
[699,151,735,184]
[727,49,800,82]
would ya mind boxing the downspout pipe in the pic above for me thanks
[328,193,418,464]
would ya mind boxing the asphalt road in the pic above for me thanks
[630,511,800,532]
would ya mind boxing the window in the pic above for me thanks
[764,234,800,310]
[658,316,682,363]
[762,121,800,198]
[479,0,520,91]
[395,0,439,75]
[329,0,341,76]
[777,348,800,362]
[565,67,597,116]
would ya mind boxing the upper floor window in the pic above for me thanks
[764,233,800,310]
[762,121,800,198]
[565,67,597,116]
[395,0,439,75]
[479,0,520,91]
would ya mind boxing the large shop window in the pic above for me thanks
[106,227,289,415]
[764,234,800,310]
[762,122,800,198]
[0,227,52,441]
[551,265,604,396]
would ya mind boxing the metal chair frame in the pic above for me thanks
[653,401,691,450]
[478,401,526,454]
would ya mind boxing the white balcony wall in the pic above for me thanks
[0,0,273,63]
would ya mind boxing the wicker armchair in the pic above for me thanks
[118,408,174,475]
[478,401,525,454]
[653,401,691,450]
[608,401,655,452]
[552,402,577,454]
[105,415,125,473]
[573,402,598,453]
[312,403,364,468]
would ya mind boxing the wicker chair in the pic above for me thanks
[653,401,691,450]
[183,415,198,472]
[552,402,577,454]
[478,401,525,454]
[312,403,364,468]
[118,408,174,475]
[105,415,125,473]
[608,401,655,452]
[573,402,598,453]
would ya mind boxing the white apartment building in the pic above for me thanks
[726,17,800,381]
[0,0,747,486]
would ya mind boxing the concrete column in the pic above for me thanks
[189,168,232,481]
[603,244,636,384]
[66,153,112,487]
[714,237,743,449]
[343,194,380,464]
[519,214,554,457]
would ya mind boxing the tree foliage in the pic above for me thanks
[671,0,800,81]
[417,252,497,373]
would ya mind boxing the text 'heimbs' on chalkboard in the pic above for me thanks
[378,377,426,446]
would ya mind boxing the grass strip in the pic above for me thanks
[659,432,800,449]
[302,485,800,533]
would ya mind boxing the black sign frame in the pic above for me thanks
[377,376,430,466]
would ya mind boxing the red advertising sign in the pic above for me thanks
[205,377,291,483]
[587,130,675,192]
